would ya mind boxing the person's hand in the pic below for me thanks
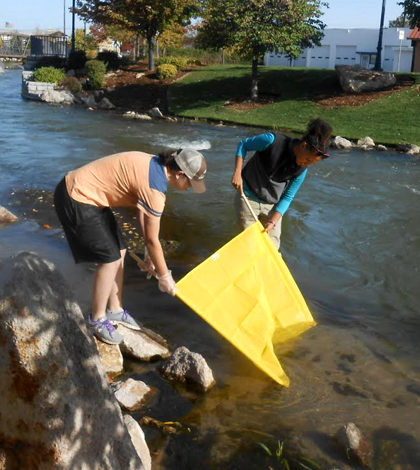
[139,248,156,279]
[157,271,177,296]
[231,170,243,192]
[264,220,277,233]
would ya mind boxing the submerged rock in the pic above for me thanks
[0,251,148,470]
[334,422,371,468]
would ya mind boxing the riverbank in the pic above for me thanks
[102,63,420,147]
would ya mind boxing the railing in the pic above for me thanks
[0,34,30,58]
[31,36,68,58]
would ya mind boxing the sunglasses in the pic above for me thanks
[310,143,330,159]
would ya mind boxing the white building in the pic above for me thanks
[265,28,413,72]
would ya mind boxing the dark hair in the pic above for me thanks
[158,148,182,172]
[301,118,332,153]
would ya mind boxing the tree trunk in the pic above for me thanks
[251,58,259,102]
[148,36,155,71]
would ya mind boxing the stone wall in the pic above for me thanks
[21,71,57,101]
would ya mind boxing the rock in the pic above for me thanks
[0,206,18,223]
[360,145,370,151]
[111,378,152,411]
[335,65,397,94]
[331,136,352,150]
[40,89,74,105]
[334,423,371,468]
[357,137,375,148]
[161,346,216,391]
[0,61,5,74]
[94,90,105,101]
[98,97,116,110]
[136,73,145,79]
[66,69,76,77]
[0,252,148,470]
[123,111,152,121]
[377,144,388,151]
[124,415,152,470]
[406,144,420,155]
[119,324,171,361]
[82,94,98,108]
[149,107,164,119]
[94,337,124,376]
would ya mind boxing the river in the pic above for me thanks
[1,70,419,469]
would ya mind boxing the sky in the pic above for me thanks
[0,0,406,33]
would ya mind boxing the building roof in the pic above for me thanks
[408,28,420,40]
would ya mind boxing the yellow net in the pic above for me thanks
[176,221,315,387]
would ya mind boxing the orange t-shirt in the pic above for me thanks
[65,151,167,218]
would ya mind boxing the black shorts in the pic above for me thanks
[54,178,127,264]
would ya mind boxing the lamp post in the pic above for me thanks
[374,0,386,71]
[71,0,76,53]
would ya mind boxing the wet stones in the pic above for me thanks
[111,378,152,411]
[0,206,18,223]
[161,346,216,391]
[331,136,352,150]
[94,337,124,375]
[119,324,171,361]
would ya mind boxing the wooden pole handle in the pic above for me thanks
[241,192,259,223]
[129,251,158,279]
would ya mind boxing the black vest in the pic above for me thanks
[242,133,305,204]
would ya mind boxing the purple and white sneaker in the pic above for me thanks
[88,315,123,345]
[106,309,141,331]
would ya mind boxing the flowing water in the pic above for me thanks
[1,70,420,469]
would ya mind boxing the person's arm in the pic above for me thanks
[232,133,276,191]
[275,170,307,215]
[138,209,176,295]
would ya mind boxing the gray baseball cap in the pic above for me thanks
[174,148,207,193]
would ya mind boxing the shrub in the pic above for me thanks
[33,66,66,84]
[97,50,121,70]
[156,64,178,80]
[68,50,87,70]
[34,55,67,69]
[85,60,106,89]
[158,56,188,70]
[60,76,82,94]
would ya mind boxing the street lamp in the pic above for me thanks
[71,0,76,53]
[374,0,386,71]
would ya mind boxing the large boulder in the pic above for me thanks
[40,89,74,105]
[0,252,148,470]
[335,65,397,94]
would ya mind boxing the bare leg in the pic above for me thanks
[92,256,122,320]
[108,249,126,312]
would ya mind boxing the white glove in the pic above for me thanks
[139,247,155,279]
[157,270,177,296]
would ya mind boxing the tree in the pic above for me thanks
[398,0,420,27]
[196,0,327,101]
[76,0,199,70]
[388,13,410,27]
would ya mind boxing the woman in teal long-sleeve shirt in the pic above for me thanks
[232,118,332,250]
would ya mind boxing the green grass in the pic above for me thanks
[169,65,420,145]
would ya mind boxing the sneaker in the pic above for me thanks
[106,308,141,331]
[88,315,124,345]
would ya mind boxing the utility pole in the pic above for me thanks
[71,0,76,53]
[63,0,66,36]
[374,0,386,71]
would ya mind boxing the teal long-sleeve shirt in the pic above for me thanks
[236,132,307,215]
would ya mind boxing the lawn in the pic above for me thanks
[168,65,420,146]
